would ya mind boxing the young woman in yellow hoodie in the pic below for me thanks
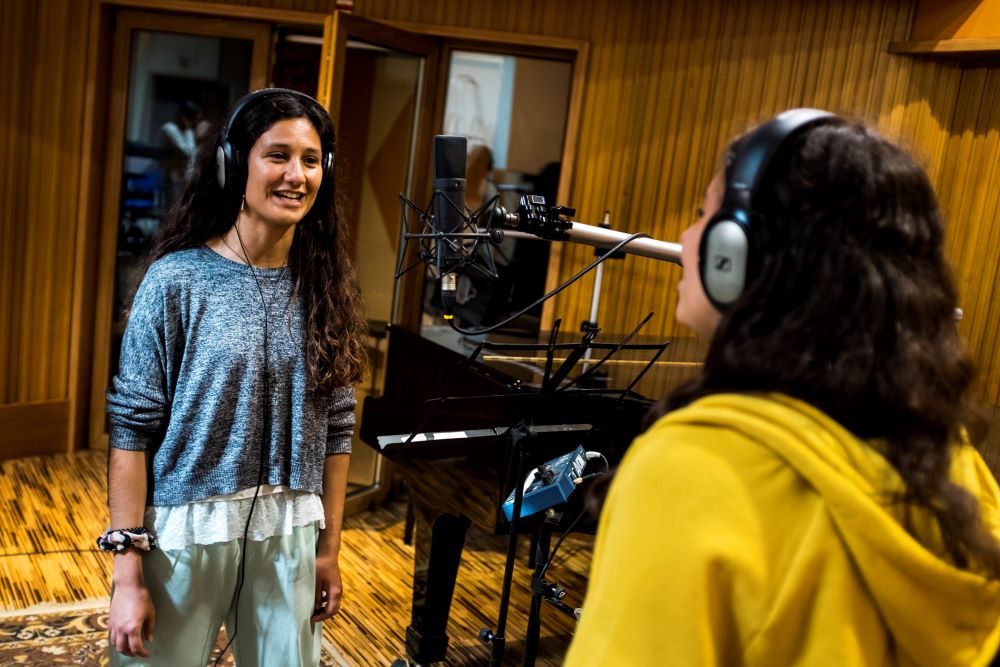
[564,110,1000,666]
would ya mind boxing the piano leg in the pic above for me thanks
[404,496,415,546]
[406,511,471,664]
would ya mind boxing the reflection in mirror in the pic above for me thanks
[422,50,573,336]
[110,31,252,399]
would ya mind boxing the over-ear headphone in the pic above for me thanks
[699,108,843,310]
[215,87,335,205]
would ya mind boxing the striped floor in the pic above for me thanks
[0,450,591,665]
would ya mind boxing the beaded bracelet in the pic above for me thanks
[96,527,158,553]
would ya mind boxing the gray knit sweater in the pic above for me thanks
[106,246,356,507]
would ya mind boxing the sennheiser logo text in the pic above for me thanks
[713,256,732,272]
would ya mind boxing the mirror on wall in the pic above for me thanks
[110,30,254,396]
[421,50,573,335]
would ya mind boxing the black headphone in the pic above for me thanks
[215,87,335,205]
[699,108,843,310]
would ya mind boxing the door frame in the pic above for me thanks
[319,12,443,331]
[321,13,589,331]
[71,0,328,454]
[386,21,590,332]
[318,12,444,516]
[87,8,272,449]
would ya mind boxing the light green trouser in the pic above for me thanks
[110,524,322,667]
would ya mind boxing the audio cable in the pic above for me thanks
[448,232,650,336]
[212,221,280,666]
[540,451,608,580]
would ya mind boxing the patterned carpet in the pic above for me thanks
[0,599,349,666]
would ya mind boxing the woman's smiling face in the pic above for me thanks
[241,117,324,228]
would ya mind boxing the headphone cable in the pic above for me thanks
[212,220,281,665]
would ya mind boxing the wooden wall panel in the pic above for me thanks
[0,0,92,408]
[355,0,1000,414]
[0,401,70,459]
[938,66,1000,405]
[0,1,25,404]
[183,0,345,12]
[3,0,998,455]
[911,0,1000,41]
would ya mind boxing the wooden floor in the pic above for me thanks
[0,450,592,666]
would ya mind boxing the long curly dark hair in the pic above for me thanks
[647,120,1000,577]
[148,91,367,392]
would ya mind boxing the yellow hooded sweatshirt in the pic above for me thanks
[564,393,1000,666]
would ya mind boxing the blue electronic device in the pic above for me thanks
[502,445,588,521]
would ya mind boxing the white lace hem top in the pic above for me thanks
[146,485,325,551]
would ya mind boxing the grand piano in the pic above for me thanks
[359,322,699,665]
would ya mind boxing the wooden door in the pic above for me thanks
[318,11,441,513]
[89,9,271,449]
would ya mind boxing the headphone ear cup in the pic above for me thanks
[215,143,229,190]
[318,149,335,202]
[696,108,840,311]
[323,150,334,183]
[699,213,750,309]
[216,140,243,204]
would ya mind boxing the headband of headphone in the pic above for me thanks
[698,108,843,310]
[215,87,335,204]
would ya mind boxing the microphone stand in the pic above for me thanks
[580,211,624,379]
[580,216,606,373]
[478,424,585,667]
[494,195,682,266]
[391,191,680,665]
[522,509,583,667]
[523,515,554,666]
[394,191,681,293]
[479,419,532,667]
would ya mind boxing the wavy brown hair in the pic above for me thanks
[148,91,367,392]
[646,120,1000,577]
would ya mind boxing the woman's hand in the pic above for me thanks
[311,549,343,622]
[108,554,156,657]
[314,452,349,623]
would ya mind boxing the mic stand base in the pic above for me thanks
[478,629,507,666]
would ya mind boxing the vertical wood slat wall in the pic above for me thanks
[356,0,1000,411]
[1,0,998,456]
[0,0,91,408]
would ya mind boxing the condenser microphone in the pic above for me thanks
[433,135,468,318]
